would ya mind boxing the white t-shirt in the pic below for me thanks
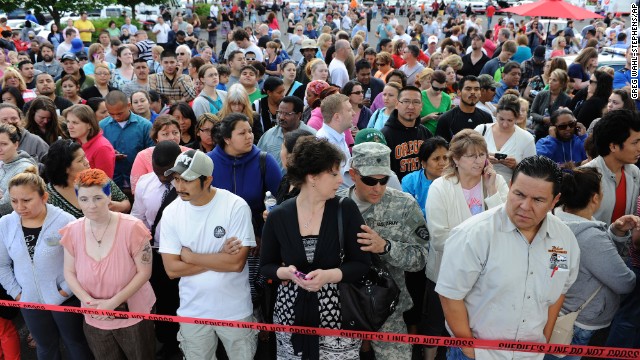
[474,123,537,181]
[159,188,256,320]
[328,58,349,88]
[393,33,412,45]
[153,23,171,44]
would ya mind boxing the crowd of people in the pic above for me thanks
[0,1,636,360]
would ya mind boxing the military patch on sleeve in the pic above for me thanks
[415,225,429,241]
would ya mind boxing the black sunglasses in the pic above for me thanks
[556,121,577,130]
[358,172,390,186]
[431,85,447,92]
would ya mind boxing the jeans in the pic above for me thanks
[21,297,92,360]
[447,347,475,360]
[543,325,595,360]
[606,263,640,351]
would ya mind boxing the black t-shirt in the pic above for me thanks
[435,106,493,142]
[22,226,41,260]
[460,53,490,77]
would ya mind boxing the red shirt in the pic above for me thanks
[392,54,406,69]
[612,167,627,224]
[487,5,495,17]
[417,50,430,66]
[81,131,116,178]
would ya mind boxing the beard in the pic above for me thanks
[43,54,53,62]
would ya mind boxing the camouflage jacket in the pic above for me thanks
[337,187,429,313]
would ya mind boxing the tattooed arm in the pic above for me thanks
[91,242,153,313]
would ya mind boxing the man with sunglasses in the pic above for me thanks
[535,109,587,169]
[337,142,428,360]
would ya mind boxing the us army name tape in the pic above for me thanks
[1,299,638,359]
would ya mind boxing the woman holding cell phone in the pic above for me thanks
[260,137,371,360]
[422,129,509,360]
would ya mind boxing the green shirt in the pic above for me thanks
[420,90,451,135]
[248,88,266,103]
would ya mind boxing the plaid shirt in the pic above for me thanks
[520,58,545,88]
[149,72,196,103]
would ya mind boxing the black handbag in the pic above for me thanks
[336,197,400,332]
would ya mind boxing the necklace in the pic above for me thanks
[302,205,323,229]
[90,214,112,247]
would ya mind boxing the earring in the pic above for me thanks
[312,182,316,188]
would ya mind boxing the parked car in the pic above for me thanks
[457,0,487,12]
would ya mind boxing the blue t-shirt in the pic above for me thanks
[568,63,589,83]
[401,170,434,217]
[512,46,532,64]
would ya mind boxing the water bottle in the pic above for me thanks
[365,88,371,100]
[264,191,277,212]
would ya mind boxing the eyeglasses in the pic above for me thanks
[350,91,363,95]
[357,171,390,186]
[556,121,577,130]
[431,85,447,92]
[398,100,422,107]
[177,52,187,56]
[276,111,298,117]
[462,152,487,160]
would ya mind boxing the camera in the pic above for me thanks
[494,153,507,160]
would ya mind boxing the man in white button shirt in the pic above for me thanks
[328,39,350,88]
[316,93,354,176]
[436,156,580,360]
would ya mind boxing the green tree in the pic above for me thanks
[23,0,115,27]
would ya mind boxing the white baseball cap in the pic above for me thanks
[428,35,438,44]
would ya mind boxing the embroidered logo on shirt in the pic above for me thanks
[214,226,226,238]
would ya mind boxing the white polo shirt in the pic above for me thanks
[328,58,349,88]
[436,205,580,360]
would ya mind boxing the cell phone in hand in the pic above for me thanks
[494,153,507,160]
[294,271,308,279]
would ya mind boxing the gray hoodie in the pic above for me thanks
[0,150,37,206]
[555,209,637,328]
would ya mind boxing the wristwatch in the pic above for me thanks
[381,240,391,255]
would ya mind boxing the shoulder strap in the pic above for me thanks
[577,286,603,312]
[260,151,267,198]
[150,188,178,242]
[482,124,487,136]
[337,197,345,263]
[200,94,221,113]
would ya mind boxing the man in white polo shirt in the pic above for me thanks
[159,149,257,359]
[436,156,580,360]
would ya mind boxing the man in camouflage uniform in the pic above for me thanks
[337,142,429,360]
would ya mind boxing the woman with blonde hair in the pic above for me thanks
[550,36,567,58]
[148,45,164,74]
[512,34,532,63]
[0,166,93,360]
[217,83,263,141]
[80,63,115,99]
[517,97,530,129]
[316,33,332,61]
[374,52,394,83]
[305,58,329,82]
[428,52,443,70]
[423,129,508,359]
[83,43,115,76]
[415,67,434,91]
[0,68,35,103]
[265,41,283,76]
[351,35,364,56]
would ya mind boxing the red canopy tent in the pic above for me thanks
[501,0,605,19]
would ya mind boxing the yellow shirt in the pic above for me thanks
[74,19,95,42]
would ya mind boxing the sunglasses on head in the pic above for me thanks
[556,121,577,130]
[358,171,390,186]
